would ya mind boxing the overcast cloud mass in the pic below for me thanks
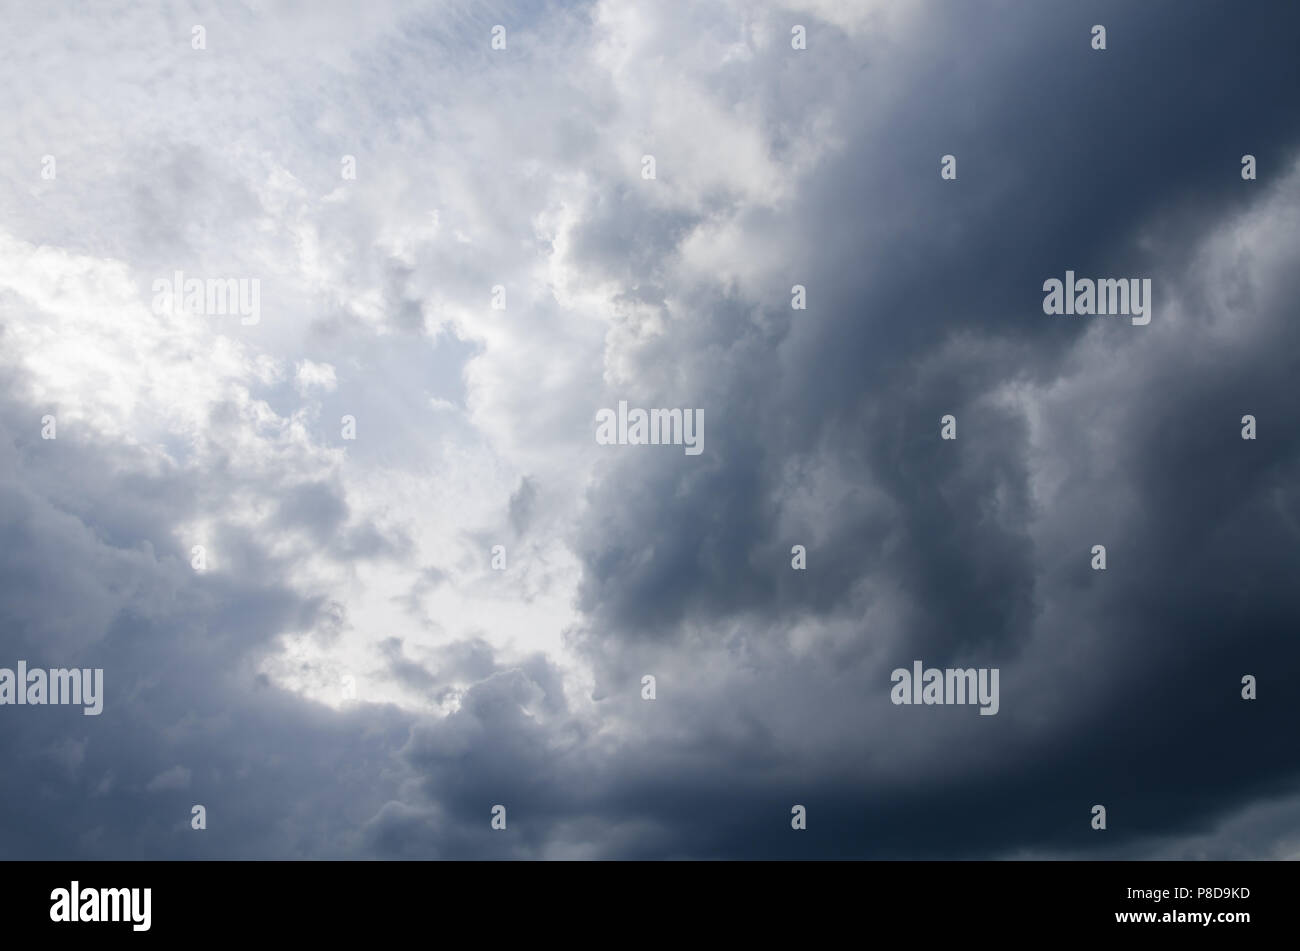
[1,0,1299,859]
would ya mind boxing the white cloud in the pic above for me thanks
[295,359,338,395]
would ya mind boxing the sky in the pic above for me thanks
[0,0,1298,859]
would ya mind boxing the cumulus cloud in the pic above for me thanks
[0,0,1297,860]
[294,360,338,395]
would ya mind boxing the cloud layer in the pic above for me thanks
[1,0,1298,859]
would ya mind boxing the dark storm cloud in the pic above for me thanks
[0,373,414,859]
[577,0,1300,637]
[3,0,1299,863]
[555,0,1300,856]
[389,653,591,859]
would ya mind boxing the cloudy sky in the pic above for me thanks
[1,0,1298,860]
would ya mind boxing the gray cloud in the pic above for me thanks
[0,0,1297,861]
